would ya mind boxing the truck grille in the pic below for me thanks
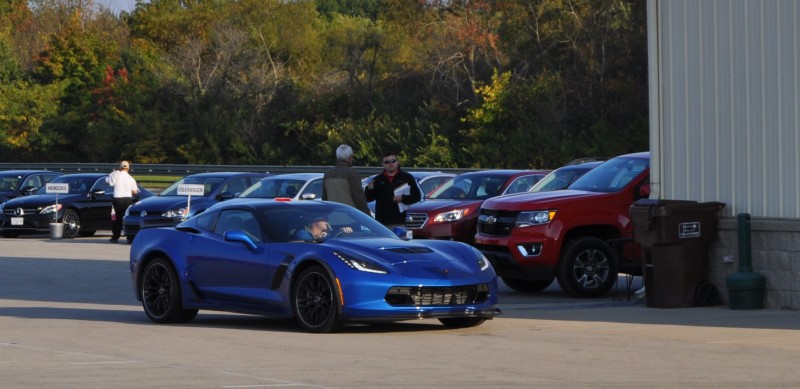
[405,213,428,229]
[477,209,518,236]
[385,284,490,306]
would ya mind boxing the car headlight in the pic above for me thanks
[334,251,388,274]
[477,253,491,271]
[515,210,556,227]
[433,208,468,223]
[40,203,62,214]
[162,207,189,218]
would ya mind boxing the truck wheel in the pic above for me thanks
[556,237,618,298]
[501,277,552,292]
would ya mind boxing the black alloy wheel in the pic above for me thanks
[556,237,618,298]
[292,266,341,333]
[140,258,198,323]
[62,209,81,239]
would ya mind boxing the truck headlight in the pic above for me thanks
[515,210,556,227]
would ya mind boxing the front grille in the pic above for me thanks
[405,213,428,229]
[3,208,39,216]
[477,209,518,236]
[385,284,490,306]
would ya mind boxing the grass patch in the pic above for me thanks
[133,174,183,191]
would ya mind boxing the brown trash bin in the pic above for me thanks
[630,200,725,308]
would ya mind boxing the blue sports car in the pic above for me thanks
[129,200,500,332]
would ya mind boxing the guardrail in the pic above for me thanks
[0,162,476,177]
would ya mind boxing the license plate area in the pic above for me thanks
[11,217,23,226]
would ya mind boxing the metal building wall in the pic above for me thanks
[649,0,800,218]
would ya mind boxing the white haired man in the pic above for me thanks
[322,144,370,215]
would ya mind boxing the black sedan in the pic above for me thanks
[0,170,62,204]
[0,173,153,238]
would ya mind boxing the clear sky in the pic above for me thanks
[97,0,140,14]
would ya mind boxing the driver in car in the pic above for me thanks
[294,215,353,241]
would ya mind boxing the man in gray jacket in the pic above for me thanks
[323,144,371,215]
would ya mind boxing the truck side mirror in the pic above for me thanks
[638,183,651,199]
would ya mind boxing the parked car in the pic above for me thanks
[0,170,62,204]
[528,161,603,192]
[474,152,650,297]
[404,170,550,244]
[123,172,269,242]
[129,199,500,332]
[0,173,153,238]
[238,173,323,201]
[361,171,455,196]
[362,171,456,216]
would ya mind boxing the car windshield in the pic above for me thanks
[160,176,226,197]
[428,174,508,200]
[240,178,306,199]
[568,156,648,193]
[0,174,22,192]
[530,166,593,192]
[49,176,96,195]
[260,203,398,243]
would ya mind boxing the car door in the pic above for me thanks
[18,175,43,196]
[300,178,323,200]
[83,178,114,229]
[185,209,283,311]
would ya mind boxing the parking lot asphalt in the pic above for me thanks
[2,232,800,388]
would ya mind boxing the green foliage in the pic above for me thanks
[0,0,648,169]
[0,80,63,160]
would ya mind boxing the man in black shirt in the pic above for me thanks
[364,151,421,228]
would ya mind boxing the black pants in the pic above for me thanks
[111,197,132,240]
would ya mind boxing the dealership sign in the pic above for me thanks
[46,183,69,194]
[177,184,205,196]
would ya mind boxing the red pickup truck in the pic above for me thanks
[475,152,650,297]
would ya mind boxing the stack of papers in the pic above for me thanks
[394,183,410,212]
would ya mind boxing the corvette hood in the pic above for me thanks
[325,239,483,279]
[407,199,483,213]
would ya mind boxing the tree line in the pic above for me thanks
[0,0,649,169]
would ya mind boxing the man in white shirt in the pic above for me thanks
[106,161,139,243]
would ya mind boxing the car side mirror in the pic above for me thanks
[217,191,235,201]
[392,227,412,240]
[20,186,35,195]
[300,193,316,200]
[224,230,258,250]
[90,189,106,198]
[638,183,651,199]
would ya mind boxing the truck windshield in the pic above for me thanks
[567,156,648,193]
